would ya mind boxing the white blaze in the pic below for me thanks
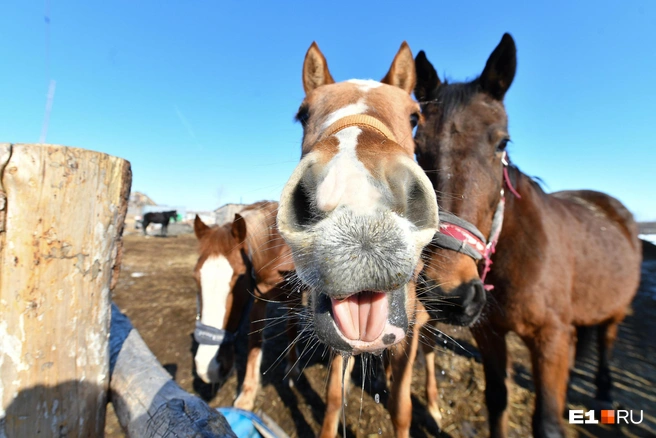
[316,127,381,214]
[321,98,368,130]
[199,255,233,328]
[195,255,233,383]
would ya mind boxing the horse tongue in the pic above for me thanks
[331,292,388,342]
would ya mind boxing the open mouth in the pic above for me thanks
[313,288,407,354]
[330,291,388,342]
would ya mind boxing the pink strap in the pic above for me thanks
[503,166,522,199]
[502,152,522,199]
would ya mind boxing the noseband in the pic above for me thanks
[431,152,520,291]
[321,114,397,142]
[193,251,260,347]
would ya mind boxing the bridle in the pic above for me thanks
[193,249,260,347]
[431,152,520,291]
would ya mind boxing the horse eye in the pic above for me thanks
[296,106,310,125]
[496,138,510,152]
[410,113,420,128]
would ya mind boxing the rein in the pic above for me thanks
[431,152,520,291]
[194,250,260,347]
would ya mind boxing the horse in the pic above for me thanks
[192,201,298,410]
[276,41,440,438]
[142,210,178,236]
[413,33,642,437]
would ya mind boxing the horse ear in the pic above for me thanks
[231,213,247,244]
[193,215,210,240]
[480,33,517,100]
[302,42,335,95]
[381,42,416,94]
[414,50,441,102]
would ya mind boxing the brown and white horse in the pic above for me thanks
[276,42,440,437]
[414,34,642,437]
[192,201,296,410]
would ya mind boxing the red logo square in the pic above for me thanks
[601,410,615,424]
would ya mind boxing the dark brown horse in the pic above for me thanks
[142,210,177,236]
[414,34,642,437]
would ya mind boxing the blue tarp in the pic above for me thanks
[216,407,286,438]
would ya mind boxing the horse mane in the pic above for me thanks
[238,201,280,273]
[510,165,548,197]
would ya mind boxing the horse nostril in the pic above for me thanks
[405,180,437,229]
[290,181,316,230]
[464,280,486,316]
[385,159,438,235]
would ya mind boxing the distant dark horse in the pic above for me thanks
[414,34,642,437]
[142,210,177,236]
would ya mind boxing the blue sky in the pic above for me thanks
[1,1,654,219]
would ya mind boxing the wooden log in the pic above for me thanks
[0,143,131,437]
[109,303,236,438]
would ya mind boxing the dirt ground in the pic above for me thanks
[105,226,656,437]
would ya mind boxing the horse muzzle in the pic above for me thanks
[421,275,486,326]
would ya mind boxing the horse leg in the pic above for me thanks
[595,320,620,405]
[142,220,149,235]
[385,284,426,438]
[387,323,422,437]
[233,299,267,410]
[283,302,301,386]
[524,322,573,438]
[422,327,442,428]
[472,324,510,438]
[319,354,354,438]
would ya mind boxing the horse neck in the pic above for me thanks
[495,167,547,270]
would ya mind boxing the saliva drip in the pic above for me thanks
[341,352,351,438]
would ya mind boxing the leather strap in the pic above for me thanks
[322,114,396,142]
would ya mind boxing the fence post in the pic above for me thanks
[0,143,131,437]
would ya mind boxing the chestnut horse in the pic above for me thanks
[414,34,642,437]
[277,42,439,437]
[192,201,297,410]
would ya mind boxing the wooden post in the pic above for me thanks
[0,143,131,437]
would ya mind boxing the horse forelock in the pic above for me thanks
[197,224,237,259]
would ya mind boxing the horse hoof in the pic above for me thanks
[428,404,443,427]
[233,394,255,411]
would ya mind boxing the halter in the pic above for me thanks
[321,114,397,143]
[193,250,260,347]
[431,151,520,291]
